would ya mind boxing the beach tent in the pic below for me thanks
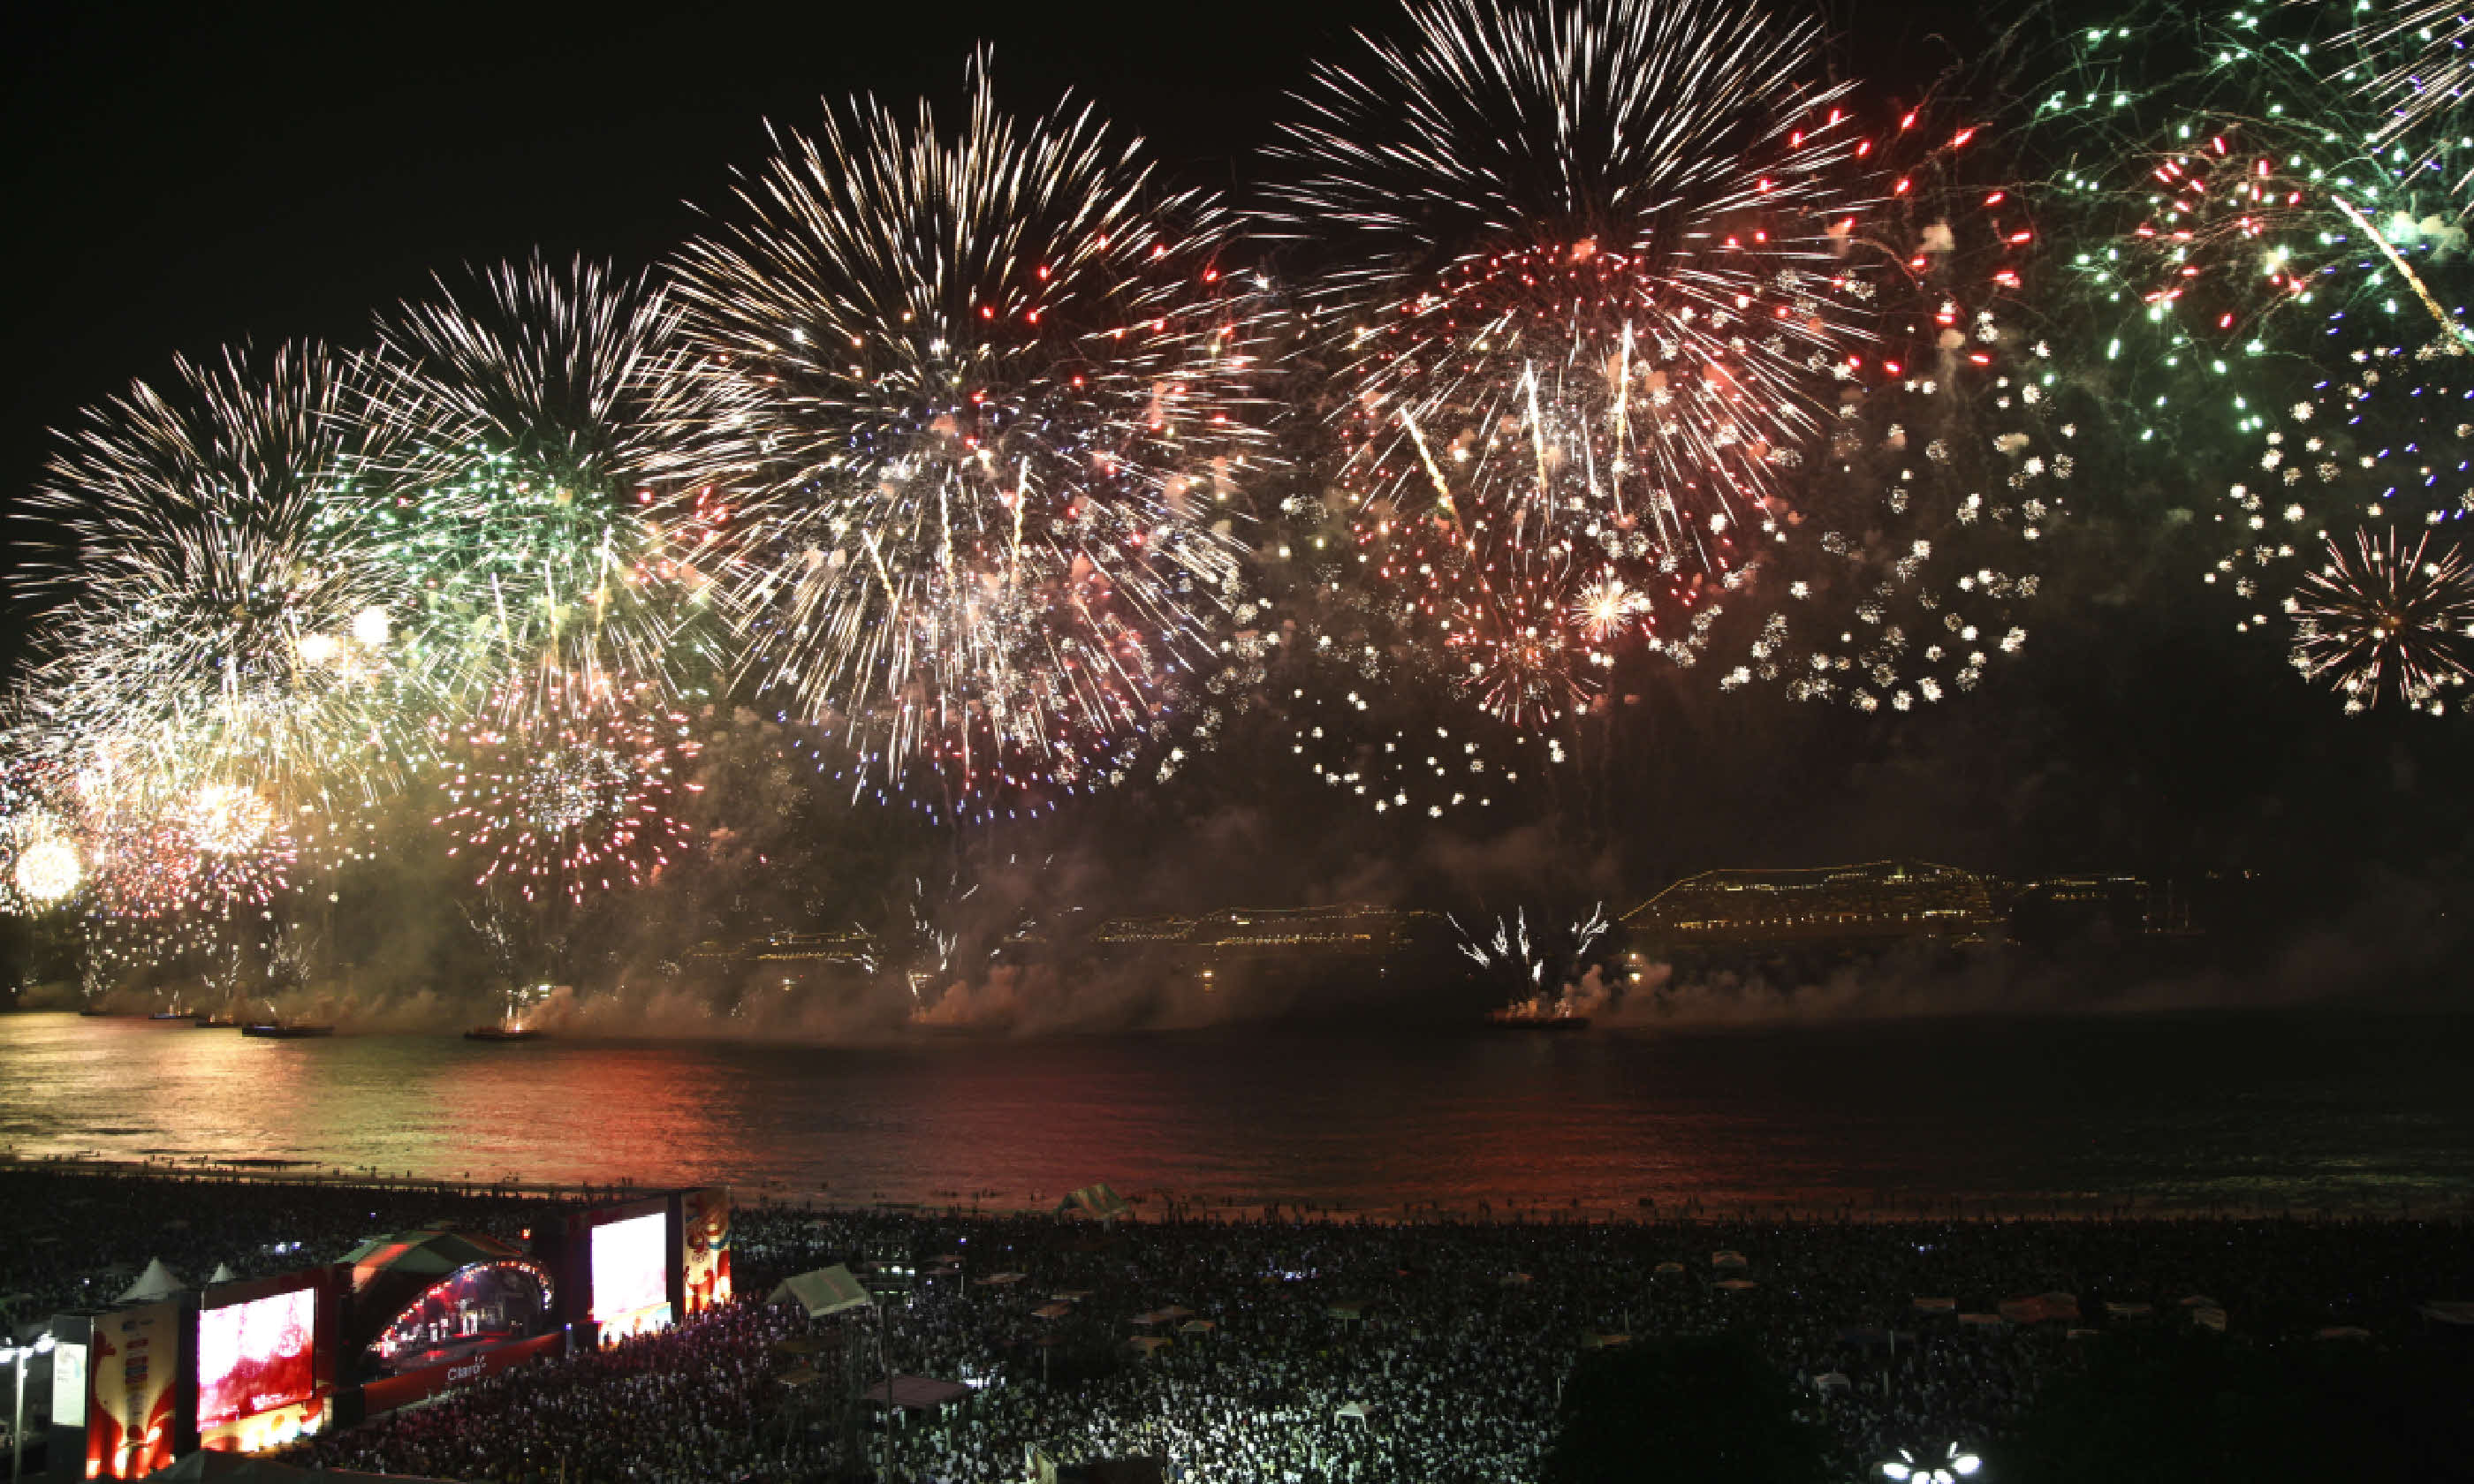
[1058,1185,1134,1223]
[118,1260,186,1305]
[860,1374,971,1411]
[765,1266,873,1319]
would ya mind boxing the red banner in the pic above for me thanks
[360,1331,563,1417]
[84,1300,181,1480]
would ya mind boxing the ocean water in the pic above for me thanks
[2,1009,2468,1215]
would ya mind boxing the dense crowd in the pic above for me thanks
[4,1167,2469,1482]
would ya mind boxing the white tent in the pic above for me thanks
[1336,1401,1377,1427]
[765,1266,872,1319]
[208,1263,238,1285]
[117,1259,186,1305]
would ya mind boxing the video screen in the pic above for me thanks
[589,1211,669,1321]
[197,1287,318,1427]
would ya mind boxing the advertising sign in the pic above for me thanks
[85,1300,181,1480]
[590,1212,668,1321]
[197,1285,317,1429]
[679,1185,732,1314]
[49,1340,86,1429]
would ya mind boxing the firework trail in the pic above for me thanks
[2288,526,2474,712]
[431,667,702,905]
[1452,902,1611,1008]
[658,54,1266,818]
[368,254,702,704]
[2334,1,2474,188]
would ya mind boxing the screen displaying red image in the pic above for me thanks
[589,1212,668,1321]
[197,1286,317,1427]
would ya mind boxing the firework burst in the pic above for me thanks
[431,669,701,904]
[1271,0,1898,652]
[658,55,1264,814]
[19,343,410,820]
[368,255,699,701]
[2288,527,2474,712]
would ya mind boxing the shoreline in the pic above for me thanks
[6,1153,2466,1225]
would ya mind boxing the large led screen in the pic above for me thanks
[197,1287,317,1428]
[589,1212,669,1322]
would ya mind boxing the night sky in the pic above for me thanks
[4,1,2466,953]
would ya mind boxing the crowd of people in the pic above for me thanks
[3,1165,2468,1482]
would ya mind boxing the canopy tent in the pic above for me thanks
[1336,1401,1377,1427]
[1126,1336,1173,1356]
[1812,1372,1851,1394]
[1058,1185,1134,1223]
[1653,1262,1687,1276]
[1716,1279,1759,1291]
[118,1259,186,1305]
[1178,1319,1217,1336]
[1032,1302,1075,1321]
[765,1266,873,1319]
[207,1264,238,1285]
[974,1272,1028,1287]
[1998,1294,2079,1325]
[1130,1306,1193,1326]
[2103,1301,2154,1318]
[860,1374,972,1411]
[1711,1251,1749,1269]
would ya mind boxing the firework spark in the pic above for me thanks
[368,254,697,700]
[1271,0,1893,648]
[19,343,410,818]
[658,56,1264,814]
[432,669,701,904]
[2288,528,2474,712]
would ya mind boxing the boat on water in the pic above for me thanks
[1484,1004,1591,1031]
[241,1022,335,1039]
[463,1023,547,1041]
[149,1010,196,1021]
[194,1014,239,1028]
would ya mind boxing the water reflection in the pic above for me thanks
[1,1011,2467,1215]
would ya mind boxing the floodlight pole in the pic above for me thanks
[6,1335,52,1484]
